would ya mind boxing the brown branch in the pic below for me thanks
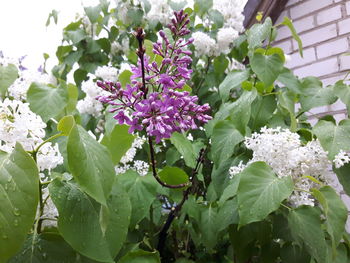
[157,148,205,259]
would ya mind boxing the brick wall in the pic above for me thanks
[274,0,350,122]
[274,0,350,230]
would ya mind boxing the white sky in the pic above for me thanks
[0,0,100,70]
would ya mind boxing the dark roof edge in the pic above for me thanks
[243,0,289,28]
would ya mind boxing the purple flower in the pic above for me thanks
[96,10,212,142]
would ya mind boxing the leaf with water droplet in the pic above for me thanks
[0,143,38,262]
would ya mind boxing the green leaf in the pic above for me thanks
[49,178,131,262]
[208,9,224,28]
[8,233,96,263]
[119,250,160,263]
[334,163,350,196]
[247,17,272,49]
[0,143,39,263]
[126,8,144,26]
[57,115,76,136]
[213,55,228,76]
[277,68,303,94]
[170,132,196,168]
[217,198,239,228]
[281,16,303,57]
[199,204,219,250]
[0,63,18,97]
[219,70,250,101]
[208,90,257,136]
[119,70,133,88]
[333,243,348,263]
[159,166,189,186]
[194,0,213,15]
[66,83,78,113]
[299,77,337,111]
[237,162,294,225]
[280,243,311,263]
[219,173,241,205]
[27,82,68,122]
[175,259,195,263]
[64,29,87,44]
[84,5,101,24]
[67,125,115,205]
[117,171,160,227]
[251,53,284,87]
[101,124,135,165]
[278,90,297,131]
[288,206,328,263]
[312,186,347,252]
[333,80,350,115]
[313,119,350,159]
[250,94,277,130]
[211,120,244,168]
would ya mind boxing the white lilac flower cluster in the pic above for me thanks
[0,99,63,173]
[192,0,248,56]
[115,135,150,176]
[334,150,350,168]
[229,127,334,207]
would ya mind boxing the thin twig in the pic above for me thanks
[157,148,205,259]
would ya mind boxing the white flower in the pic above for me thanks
[217,27,238,53]
[0,98,46,152]
[133,160,149,176]
[229,127,334,207]
[0,98,63,173]
[37,143,63,172]
[334,150,350,168]
[145,0,172,25]
[76,78,109,117]
[116,135,148,176]
[192,32,218,57]
[95,65,119,82]
[213,0,247,30]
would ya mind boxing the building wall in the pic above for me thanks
[274,0,350,122]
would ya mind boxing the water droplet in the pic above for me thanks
[7,177,11,183]
[13,208,20,216]
[42,253,47,260]
[114,209,118,213]
[14,219,19,227]
[4,184,8,191]
[2,235,8,239]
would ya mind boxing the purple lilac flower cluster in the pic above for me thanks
[97,10,211,143]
